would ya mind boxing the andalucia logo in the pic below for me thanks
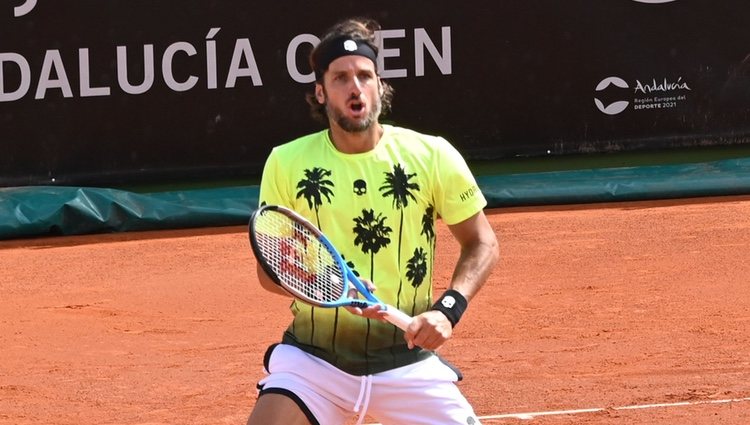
[594,75,692,116]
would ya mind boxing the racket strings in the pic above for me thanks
[255,210,346,303]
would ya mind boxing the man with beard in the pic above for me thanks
[247,17,499,425]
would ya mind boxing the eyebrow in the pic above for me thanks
[327,59,377,75]
[329,67,376,78]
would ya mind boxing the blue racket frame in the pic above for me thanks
[249,204,413,331]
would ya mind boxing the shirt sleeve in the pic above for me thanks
[432,138,487,225]
[258,149,291,207]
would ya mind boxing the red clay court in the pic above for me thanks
[1,195,749,424]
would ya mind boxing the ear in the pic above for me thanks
[315,84,325,104]
[378,78,385,97]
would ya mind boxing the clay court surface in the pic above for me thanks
[1,195,749,424]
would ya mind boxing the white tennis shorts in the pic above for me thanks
[256,343,481,425]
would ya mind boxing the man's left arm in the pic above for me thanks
[405,210,499,350]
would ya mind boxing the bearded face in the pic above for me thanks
[325,90,382,133]
[318,56,383,133]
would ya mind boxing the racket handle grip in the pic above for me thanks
[383,305,413,332]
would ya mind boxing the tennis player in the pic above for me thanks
[247,17,499,425]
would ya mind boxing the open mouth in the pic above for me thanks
[349,101,365,113]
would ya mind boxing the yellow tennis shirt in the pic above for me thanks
[258,124,487,375]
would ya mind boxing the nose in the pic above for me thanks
[350,76,364,96]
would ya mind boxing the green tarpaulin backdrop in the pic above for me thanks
[2,158,750,240]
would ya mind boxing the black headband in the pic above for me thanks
[315,36,378,80]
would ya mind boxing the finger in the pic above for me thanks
[410,327,429,350]
[412,330,444,351]
[359,278,377,292]
[361,305,387,321]
[345,304,386,321]
[348,288,360,299]
[403,319,421,350]
[420,333,446,351]
[408,314,452,350]
[344,305,363,316]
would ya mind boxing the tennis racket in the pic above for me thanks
[248,204,413,332]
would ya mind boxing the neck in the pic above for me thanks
[328,123,383,154]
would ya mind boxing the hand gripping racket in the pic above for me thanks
[249,204,413,331]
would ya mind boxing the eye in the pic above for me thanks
[330,73,347,84]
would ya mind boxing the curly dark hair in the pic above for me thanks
[305,17,394,124]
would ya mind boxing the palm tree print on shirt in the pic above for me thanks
[379,164,420,310]
[352,209,393,281]
[296,167,334,228]
[353,209,392,364]
[405,247,428,316]
[419,206,436,312]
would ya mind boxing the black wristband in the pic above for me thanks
[430,289,468,328]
